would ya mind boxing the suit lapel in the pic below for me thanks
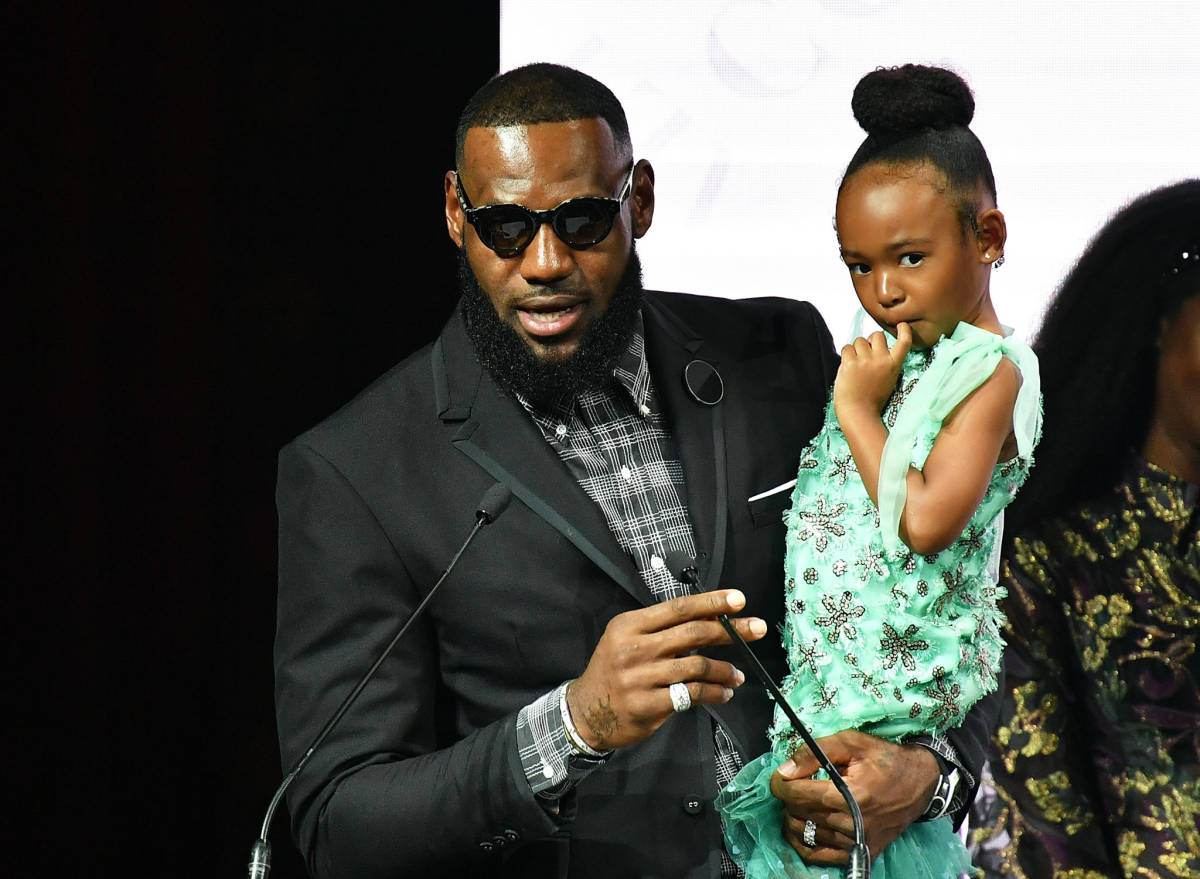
[435,310,652,609]
[643,295,743,749]
[643,295,729,594]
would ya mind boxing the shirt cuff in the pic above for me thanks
[515,681,611,802]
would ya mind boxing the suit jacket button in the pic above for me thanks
[492,835,509,848]
[479,841,494,852]
[503,830,520,842]
[683,795,705,816]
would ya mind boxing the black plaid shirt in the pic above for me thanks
[511,314,745,876]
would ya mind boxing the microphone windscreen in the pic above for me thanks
[477,483,513,524]
[664,550,699,584]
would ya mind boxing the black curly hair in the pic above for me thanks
[455,63,632,168]
[1005,179,1200,534]
[840,64,997,235]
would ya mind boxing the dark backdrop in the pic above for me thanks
[5,3,499,875]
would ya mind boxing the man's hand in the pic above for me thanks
[833,323,912,421]
[769,730,939,865]
[565,590,767,750]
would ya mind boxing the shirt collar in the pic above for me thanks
[611,311,652,414]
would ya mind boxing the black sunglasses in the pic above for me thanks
[454,164,636,255]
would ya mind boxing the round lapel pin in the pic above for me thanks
[684,360,724,406]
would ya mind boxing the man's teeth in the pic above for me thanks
[527,308,571,321]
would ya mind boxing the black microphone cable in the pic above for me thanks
[664,551,870,879]
[249,483,513,879]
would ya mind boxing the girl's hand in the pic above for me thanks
[833,322,912,420]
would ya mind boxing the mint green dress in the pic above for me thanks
[717,316,1042,879]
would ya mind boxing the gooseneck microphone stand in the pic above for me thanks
[248,484,513,879]
[665,552,870,879]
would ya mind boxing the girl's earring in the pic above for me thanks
[992,254,1005,268]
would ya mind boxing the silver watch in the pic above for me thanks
[921,760,961,821]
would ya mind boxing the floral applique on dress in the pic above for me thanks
[718,316,1042,879]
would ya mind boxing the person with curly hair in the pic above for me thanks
[970,179,1200,878]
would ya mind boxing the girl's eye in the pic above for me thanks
[899,253,925,267]
[847,262,870,276]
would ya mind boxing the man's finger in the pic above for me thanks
[784,814,855,851]
[778,730,862,779]
[796,808,852,837]
[796,844,850,866]
[654,615,767,656]
[784,828,850,867]
[636,589,746,634]
[680,681,736,708]
[822,810,856,838]
[727,614,768,642]
[892,321,913,361]
[770,776,850,815]
[664,654,745,690]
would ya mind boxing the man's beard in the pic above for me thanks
[459,246,645,404]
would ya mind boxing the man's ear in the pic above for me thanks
[445,171,466,248]
[630,159,655,239]
[977,207,1006,265]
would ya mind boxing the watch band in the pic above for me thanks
[920,752,960,821]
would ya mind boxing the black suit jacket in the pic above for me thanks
[275,291,999,879]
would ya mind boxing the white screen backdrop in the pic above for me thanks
[500,0,1199,341]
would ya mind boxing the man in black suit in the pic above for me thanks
[274,64,998,879]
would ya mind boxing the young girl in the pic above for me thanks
[717,65,1042,878]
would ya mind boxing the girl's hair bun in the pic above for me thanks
[851,64,975,137]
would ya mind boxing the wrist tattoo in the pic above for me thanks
[585,693,619,746]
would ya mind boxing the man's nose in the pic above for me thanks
[520,222,575,284]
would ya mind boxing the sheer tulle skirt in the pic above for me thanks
[717,753,976,879]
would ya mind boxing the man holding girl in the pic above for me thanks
[273,62,1003,878]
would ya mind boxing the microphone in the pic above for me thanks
[664,551,870,879]
[475,482,512,524]
[248,484,514,879]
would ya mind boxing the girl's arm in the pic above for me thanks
[834,323,1018,555]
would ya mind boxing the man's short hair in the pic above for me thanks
[455,63,632,168]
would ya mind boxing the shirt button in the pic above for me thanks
[650,555,665,570]
[639,403,650,416]
[541,762,554,779]
[555,424,567,438]
[682,795,705,816]
[620,465,632,480]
